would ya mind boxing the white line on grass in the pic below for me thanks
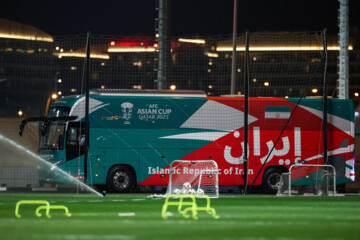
[118,212,136,217]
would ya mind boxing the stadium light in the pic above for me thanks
[312,88,318,94]
[58,52,110,59]
[108,46,155,53]
[18,110,23,117]
[205,52,219,58]
[264,82,269,87]
[45,93,59,116]
[51,93,58,100]
[178,38,206,44]
[170,85,176,91]
[216,45,354,52]
[354,92,359,97]
[0,33,53,42]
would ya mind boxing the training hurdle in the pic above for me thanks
[161,194,219,220]
[36,205,72,217]
[15,200,51,218]
[15,200,71,218]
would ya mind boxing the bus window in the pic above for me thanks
[48,106,70,118]
[67,127,78,145]
[66,122,85,161]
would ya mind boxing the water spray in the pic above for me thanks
[0,134,103,197]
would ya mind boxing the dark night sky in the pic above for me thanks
[0,0,359,37]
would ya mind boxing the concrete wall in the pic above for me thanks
[0,117,39,187]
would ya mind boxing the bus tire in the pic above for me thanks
[107,166,136,193]
[262,167,287,194]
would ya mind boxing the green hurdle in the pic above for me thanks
[15,200,51,218]
[161,194,219,220]
[36,205,72,217]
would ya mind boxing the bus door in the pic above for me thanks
[65,122,86,180]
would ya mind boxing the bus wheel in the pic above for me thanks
[107,166,135,193]
[262,168,286,194]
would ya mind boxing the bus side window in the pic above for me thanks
[67,127,78,146]
[66,125,85,161]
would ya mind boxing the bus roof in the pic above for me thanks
[89,89,207,97]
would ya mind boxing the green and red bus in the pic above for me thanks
[20,89,355,193]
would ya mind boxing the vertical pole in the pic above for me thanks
[156,0,168,90]
[243,31,249,194]
[84,32,91,184]
[323,29,328,165]
[337,0,349,99]
[230,0,238,95]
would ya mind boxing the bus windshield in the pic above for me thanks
[39,123,65,150]
[48,106,70,118]
[40,106,70,150]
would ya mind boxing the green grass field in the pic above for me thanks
[1,193,360,240]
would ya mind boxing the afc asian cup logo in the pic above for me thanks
[121,102,134,124]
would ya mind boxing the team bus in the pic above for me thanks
[19,89,355,193]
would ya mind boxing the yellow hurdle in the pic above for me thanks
[15,200,51,218]
[182,195,219,219]
[35,205,72,217]
[161,194,219,220]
